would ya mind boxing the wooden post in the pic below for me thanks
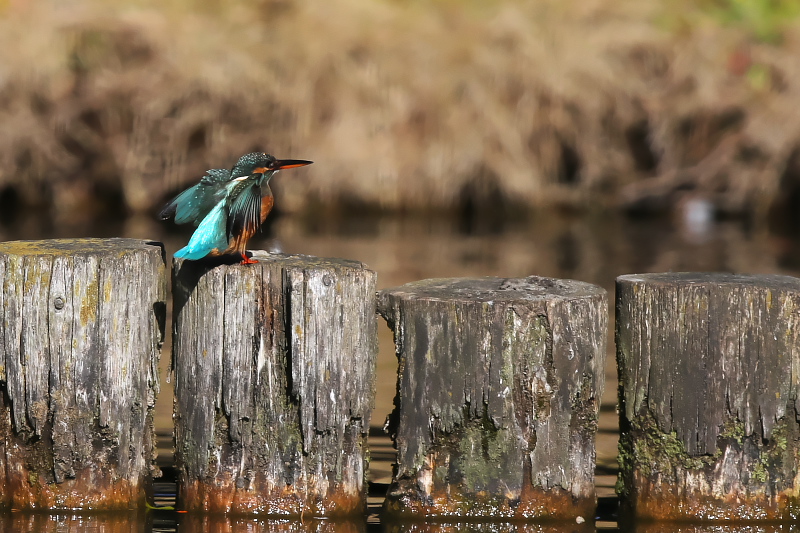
[616,272,800,521]
[0,238,166,510]
[172,250,377,516]
[378,276,607,520]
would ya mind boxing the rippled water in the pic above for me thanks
[2,207,799,532]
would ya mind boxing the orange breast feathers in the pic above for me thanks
[260,194,274,223]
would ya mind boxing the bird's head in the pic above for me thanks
[231,152,313,179]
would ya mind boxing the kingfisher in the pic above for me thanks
[160,152,312,264]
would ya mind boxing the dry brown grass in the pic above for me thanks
[0,0,799,221]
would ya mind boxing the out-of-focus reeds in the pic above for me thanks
[0,0,798,221]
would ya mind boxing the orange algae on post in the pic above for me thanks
[627,475,800,522]
[618,414,800,522]
[1,468,145,511]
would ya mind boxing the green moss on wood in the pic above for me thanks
[718,417,745,442]
[619,409,800,500]
[456,408,517,491]
[618,409,717,487]
[752,460,768,483]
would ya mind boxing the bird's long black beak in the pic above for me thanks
[274,159,313,170]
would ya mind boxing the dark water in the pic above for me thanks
[2,206,800,532]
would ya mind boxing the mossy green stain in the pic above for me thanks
[752,460,768,483]
[619,411,800,497]
[718,417,745,442]
[455,407,517,492]
[618,410,716,485]
[526,316,549,349]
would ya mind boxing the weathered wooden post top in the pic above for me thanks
[379,276,607,520]
[0,238,166,510]
[616,272,800,521]
[172,250,377,516]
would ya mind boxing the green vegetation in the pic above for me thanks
[707,0,800,43]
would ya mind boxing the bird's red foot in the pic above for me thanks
[240,253,259,265]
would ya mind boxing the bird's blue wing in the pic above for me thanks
[174,201,230,260]
[160,169,230,226]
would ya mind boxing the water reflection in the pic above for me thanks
[175,515,365,533]
[623,524,800,533]
[0,510,150,532]
[384,520,594,533]
[8,511,800,533]
[0,512,371,533]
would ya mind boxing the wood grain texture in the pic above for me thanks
[172,251,377,516]
[616,272,800,521]
[378,276,607,519]
[0,238,166,510]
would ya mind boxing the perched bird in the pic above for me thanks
[160,152,312,264]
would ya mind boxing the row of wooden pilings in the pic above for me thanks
[1,238,800,522]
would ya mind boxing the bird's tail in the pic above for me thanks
[173,202,229,260]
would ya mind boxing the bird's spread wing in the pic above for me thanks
[173,201,229,260]
[226,180,263,243]
[160,168,230,225]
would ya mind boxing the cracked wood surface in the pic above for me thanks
[616,272,800,521]
[172,251,377,516]
[379,276,607,519]
[0,238,165,510]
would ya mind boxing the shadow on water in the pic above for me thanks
[4,208,800,532]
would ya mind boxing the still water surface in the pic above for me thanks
[1,207,798,532]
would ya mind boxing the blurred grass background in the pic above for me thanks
[0,0,799,224]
